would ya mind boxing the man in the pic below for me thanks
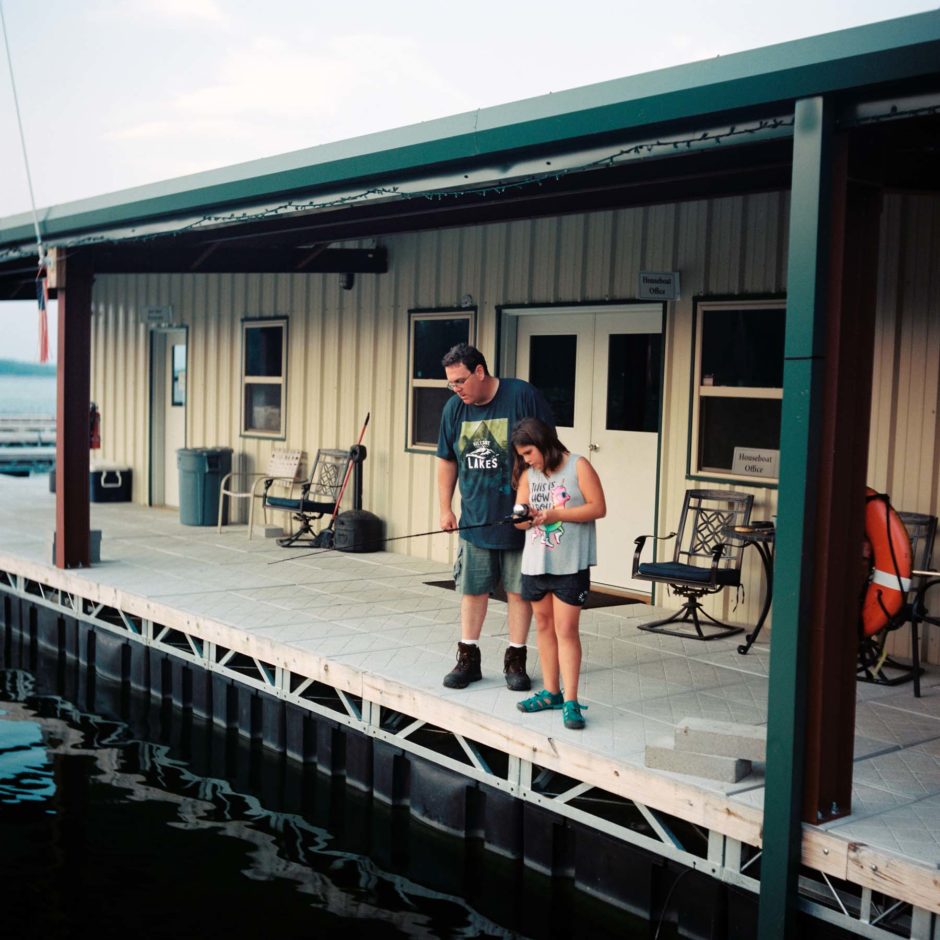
[436,343,554,690]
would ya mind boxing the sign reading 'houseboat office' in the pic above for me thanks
[732,447,779,478]
[637,271,680,300]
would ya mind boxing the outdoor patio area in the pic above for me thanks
[1,473,939,930]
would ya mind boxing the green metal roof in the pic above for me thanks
[2,9,939,251]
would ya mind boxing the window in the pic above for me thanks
[407,308,475,450]
[171,343,186,406]
[242,318,287,438]
[690,299,785,482]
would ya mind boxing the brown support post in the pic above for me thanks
[52,250,94,569]
[802,148,883,822]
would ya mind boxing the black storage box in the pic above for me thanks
[90,467,132,502]
[334,510,384,553]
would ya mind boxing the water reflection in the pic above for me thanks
[0,668,515,938]
[0,675,56,804]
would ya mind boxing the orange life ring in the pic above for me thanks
[861,487,913,637]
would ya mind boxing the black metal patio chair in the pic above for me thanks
[262,447,353,548]
[632,488,754,640]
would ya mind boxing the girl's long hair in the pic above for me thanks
[510,417,567,488]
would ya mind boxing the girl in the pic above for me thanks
[510,417,606,730]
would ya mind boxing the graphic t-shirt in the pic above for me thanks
[521,453,597,575]
[437,378,553,549]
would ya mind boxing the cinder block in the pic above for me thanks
[675,716,766,761]
[645,738,752,782]
[48,529,101,563]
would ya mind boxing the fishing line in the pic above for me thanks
[0,1,44,259]
[267,504,533,564]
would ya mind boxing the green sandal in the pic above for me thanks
[563,700,588,730]
[517,689,564,713]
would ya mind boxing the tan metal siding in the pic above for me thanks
[870,194,940,666]
[89,190,938,661]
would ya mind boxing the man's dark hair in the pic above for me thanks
[442,343,489,376]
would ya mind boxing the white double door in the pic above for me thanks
[515,306,663,592]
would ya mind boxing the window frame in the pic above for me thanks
[240,316,288,440]
[688,297,785,487]
[406,307,476,453]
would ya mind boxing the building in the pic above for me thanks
[1,12,939,936]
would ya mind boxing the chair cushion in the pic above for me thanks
[637,561,740,586]
[265,496,336,514]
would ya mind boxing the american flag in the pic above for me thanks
[36,266,49,364]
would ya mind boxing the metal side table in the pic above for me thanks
[722,521,775,655]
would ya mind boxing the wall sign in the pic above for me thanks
[144,304,174,326]
[732,447,779,478]
[638,271,680,300]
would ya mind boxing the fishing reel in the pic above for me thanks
[507,503,533,523]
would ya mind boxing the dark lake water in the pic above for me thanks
[0,658,658,940]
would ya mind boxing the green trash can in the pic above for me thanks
[177,446,233,526]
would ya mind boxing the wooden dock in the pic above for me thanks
[0,473,937,938]
[0,416,55,475]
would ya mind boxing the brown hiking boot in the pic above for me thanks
[443,642,483,689]
[503,645,532,692]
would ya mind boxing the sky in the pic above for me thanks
[1,0,937,362]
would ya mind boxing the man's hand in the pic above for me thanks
[440,510,458,531]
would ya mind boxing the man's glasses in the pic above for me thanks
[447,374,473,391]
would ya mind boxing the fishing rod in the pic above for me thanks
[267,503,533,564]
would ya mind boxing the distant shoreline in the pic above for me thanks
[0,359,57,377]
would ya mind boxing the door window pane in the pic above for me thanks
[606,333,662,432]
[529,335,576,426]
[171,344,186,406]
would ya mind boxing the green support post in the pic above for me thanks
[757,96,834,939]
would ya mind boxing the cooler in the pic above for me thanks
[90,466,132,502]
[48,465,133,502]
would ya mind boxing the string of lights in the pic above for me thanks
[845,97,940,127]
[1,114,800,259]
[1,96,936,268]
[9,98,930,264]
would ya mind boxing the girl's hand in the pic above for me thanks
[532,508,552,526]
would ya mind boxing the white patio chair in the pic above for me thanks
[217,448,303,539]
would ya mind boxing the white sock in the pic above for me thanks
[509,642,526,649]
[460,639,478,646]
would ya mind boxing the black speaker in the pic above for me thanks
[333,510,384,553]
